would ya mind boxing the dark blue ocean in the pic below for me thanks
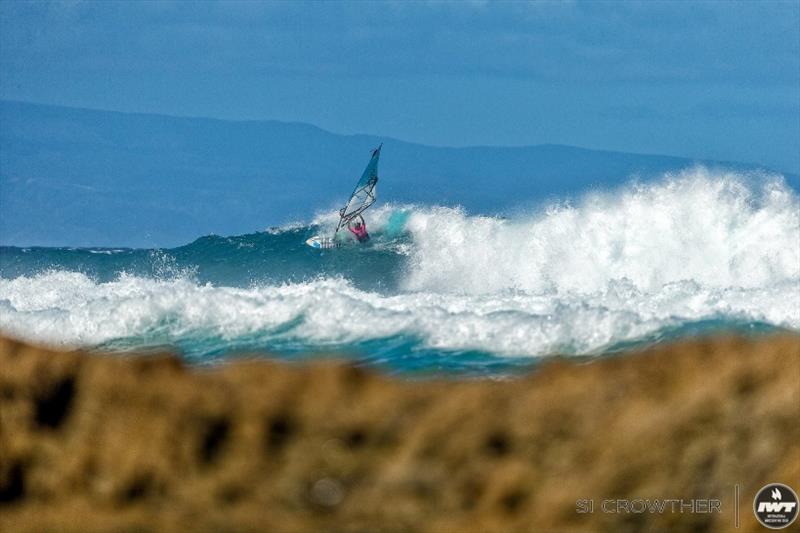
[1,170,798,377]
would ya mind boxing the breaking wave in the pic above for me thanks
[1,167,798,372]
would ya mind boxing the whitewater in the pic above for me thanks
[1,168,798,376]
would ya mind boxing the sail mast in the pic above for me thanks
[335,144,382,235]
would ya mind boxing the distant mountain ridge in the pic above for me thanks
[1,100,795,247]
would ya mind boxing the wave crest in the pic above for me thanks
[1,168,798,360]
[402,168,799,294]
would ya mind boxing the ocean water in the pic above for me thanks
[1,168,798,376]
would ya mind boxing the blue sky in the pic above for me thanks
[1,1,798,172]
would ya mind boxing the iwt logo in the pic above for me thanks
[753,484,798,529]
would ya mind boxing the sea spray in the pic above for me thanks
[402,168,799,294]
[1,168,798,374]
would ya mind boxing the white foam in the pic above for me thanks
[401,168,800,295]
[1,169,798,357]
[0,271,796,357]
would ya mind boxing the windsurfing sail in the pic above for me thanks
[335,144,382,234]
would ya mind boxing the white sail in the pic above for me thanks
[335,144,381,233]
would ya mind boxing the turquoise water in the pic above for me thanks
[1,171,798,377]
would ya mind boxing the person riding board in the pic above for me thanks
[348,215,370,243]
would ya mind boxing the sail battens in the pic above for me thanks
[335,144,382,233]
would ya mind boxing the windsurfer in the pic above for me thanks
[348,215,370,243]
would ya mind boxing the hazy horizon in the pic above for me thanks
[2,97,796,174]
[2,1,798,173]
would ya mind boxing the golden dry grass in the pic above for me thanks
[1,334,798,532]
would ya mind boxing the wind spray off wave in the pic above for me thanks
[402,167,799,294]
[1,168,798,374]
